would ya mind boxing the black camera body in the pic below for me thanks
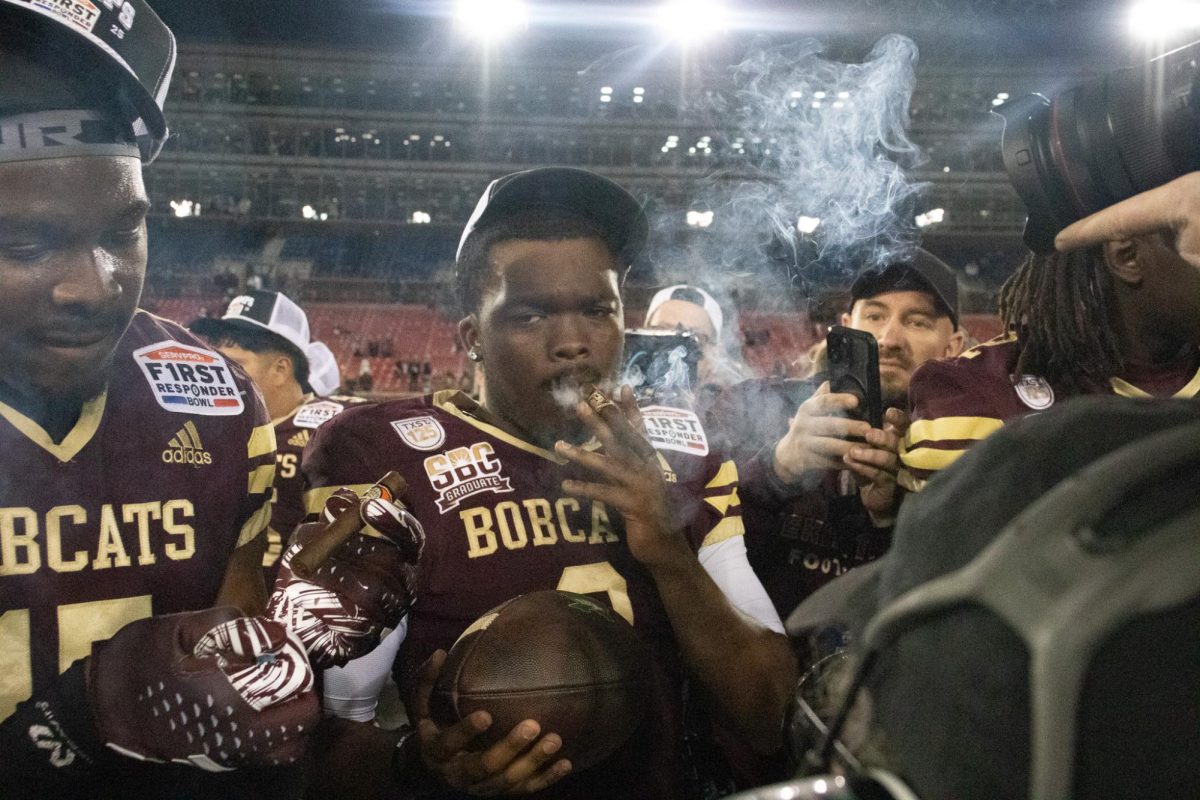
[996,40,1200,253]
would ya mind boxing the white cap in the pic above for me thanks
[220,291,311,353]
[645,285,724,342]
[306,341,342,397]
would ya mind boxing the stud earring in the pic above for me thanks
[467,348,481,362]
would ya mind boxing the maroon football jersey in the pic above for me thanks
[264,394,368,574]
[303,391,743,799]
[0,311,275,723]
[900,335,1200,490]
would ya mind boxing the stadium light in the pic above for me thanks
[915,208,945,228]
[796,215,821,234]
[655,0,729,44]
[302,204,317,220]
[455,0,529,41]
[170,199,197,218]
[411,211,432,224]
[686,210,714,228]
[1129,1,1200,39]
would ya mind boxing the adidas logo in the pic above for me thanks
[288,430,311,449]
[161,421,213,465]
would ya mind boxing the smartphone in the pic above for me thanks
[826,326,884,429]
[622,328,702,403]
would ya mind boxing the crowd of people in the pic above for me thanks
[2,2,1200,799]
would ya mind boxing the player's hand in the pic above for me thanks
[773,382,872,486]
[89,608,319,770]
[555,385,688,572]
[1055,172,1200,268]
[843,407,911,526]
[412,650,572,795]
[269,485,423,669]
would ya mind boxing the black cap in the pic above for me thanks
[848,248,960,329]
[456,167,648,265]
[0,0,175,161]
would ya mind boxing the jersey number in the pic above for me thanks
[557,562,633,624]
[0,595,151,721]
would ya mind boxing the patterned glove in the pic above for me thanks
[88,608,319,771]
[269,486,424,669]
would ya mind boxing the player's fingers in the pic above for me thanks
[467,720,544,782]
[511,758,573,794]
[575,402,624,460]
[560,478,632,512]
[554,439,629,485]
[844,458,886,485]
[468,733,565,794]
[425,712,493,765]
[1055,174,1194,252]
[582,386,656,461]
[413,649,446,720]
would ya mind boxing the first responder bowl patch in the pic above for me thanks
[133,340,246,416]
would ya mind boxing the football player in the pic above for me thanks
[191,290,367,576]
[302,167,797,798]
[899,218,1200,491]
[0,5,415,795]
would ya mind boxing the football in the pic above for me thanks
[430,590,652,771]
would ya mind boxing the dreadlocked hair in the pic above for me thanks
[998,245,1124,394]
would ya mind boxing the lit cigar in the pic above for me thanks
[583,383,618,415]
[291,471,408,579]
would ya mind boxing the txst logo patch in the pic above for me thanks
[393,416,447,451]
[425,442,512,513]
[641,405,709,456]
[1013,374,1055,410]
[294,400,345,430]
[134,341,245,416]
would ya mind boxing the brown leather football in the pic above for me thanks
[430,590,652,771]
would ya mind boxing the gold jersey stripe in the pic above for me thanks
[304,483,377,516]
[58,595,152,673]
[959,332,1017,360]
[897,468,927,493]
[247,423,277,460]
[236,501,272,548]
[1111,365,1200,399]
[248,463,277,496]
[0,391,107,463]
[701,515,746,548]
[435,391,603,464]
[704,488,742,517]
[900,445,968,472]
[906,415,1004,447]
[704,460,739,490]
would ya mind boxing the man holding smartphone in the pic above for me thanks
[709,250,964,619]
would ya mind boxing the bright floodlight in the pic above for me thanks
[686,210,714,228]
[456,0,529,40]
[915,208,945,228]
[411,211,432,224]
[656,0,729,43]
[1129,1,1200,38]
[796,215,821,234]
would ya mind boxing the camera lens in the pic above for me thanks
[996,40,1200,253]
